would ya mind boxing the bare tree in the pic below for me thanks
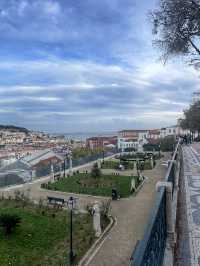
[151,0,200,68]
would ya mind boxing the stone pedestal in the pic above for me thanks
[150,156,154,169]
[51,164,54,181]
[31,169,36,179]
[131,178,136,191]
[138,143,143,152]
[59,162,62,177]
[97,159,101,169]
[92,202,101,237]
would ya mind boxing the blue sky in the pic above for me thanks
[0,0,199,133]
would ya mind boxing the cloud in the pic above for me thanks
[0,0,199,132]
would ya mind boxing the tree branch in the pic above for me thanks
[188,37,200,55]
[191,0,200,10]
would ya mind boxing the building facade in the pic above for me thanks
[86,136,117,150]
[117,130,148,151]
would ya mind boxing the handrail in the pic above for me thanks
[131,139,181,266]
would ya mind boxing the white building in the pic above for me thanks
[160,126,177,138]
[117,130,148,151]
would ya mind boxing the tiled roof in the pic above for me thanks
[21,149,63,166]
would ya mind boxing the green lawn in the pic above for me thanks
[47,173,140,198]
[0,200,95,266]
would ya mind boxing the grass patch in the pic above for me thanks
[0,199,95,266]
[47,173,140,198]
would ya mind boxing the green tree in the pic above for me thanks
[180,100,200,135]
[151,0,200,68]
[91,163,101,178]
[0,213,21,235]
[160,136,176,152]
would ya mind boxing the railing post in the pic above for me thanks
[156,181,175,248]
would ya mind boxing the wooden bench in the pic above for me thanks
[47,196,65,208]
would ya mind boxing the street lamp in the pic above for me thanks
[64,149,72,178]
[158,144,161,158]
[102,149,105,164]
[67,196,77,266]
[63,153,67,178]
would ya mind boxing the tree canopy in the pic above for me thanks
[151,0,200,68]
[180,100,200,132]
[91,163,102,178]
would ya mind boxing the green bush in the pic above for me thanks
[0,213,21,235]
[160,136,176,152]
[91,163,102,178]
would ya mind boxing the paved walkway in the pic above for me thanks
[175,143,200,266]
[88,154,170,266]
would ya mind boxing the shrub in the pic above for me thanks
[91,163,102,178]
[0,213,21,235]
[160,136,176,152]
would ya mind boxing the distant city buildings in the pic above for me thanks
[117,130,148,151]
[0,122,191,185]
[86,136,117,150]
[117,125,189,152]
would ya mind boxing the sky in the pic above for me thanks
[0,0,199,133]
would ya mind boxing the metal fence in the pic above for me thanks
[35,150,117,178]
[66,150,117,169]
[130,140,180,266]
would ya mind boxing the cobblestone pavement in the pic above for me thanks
[87,154,170,266]
[178,143,200,266]
[175,155,190,266]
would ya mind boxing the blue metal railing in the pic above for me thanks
[131,140,180,266]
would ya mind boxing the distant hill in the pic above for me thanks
[0,125,29,134]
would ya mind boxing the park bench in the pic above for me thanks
[47,196,65,208]
[54,173,61,180]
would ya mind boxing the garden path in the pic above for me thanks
[87,153,170,266]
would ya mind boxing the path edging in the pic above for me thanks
[78,215,116,266]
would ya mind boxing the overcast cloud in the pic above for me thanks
[0,0,199,132]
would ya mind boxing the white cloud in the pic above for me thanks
[0,56,199,131]
[43,1,61,16]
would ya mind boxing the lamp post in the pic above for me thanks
[67,149,73,176]
[64,149,72,178]
[67,196,77,266]
[102,149,105,164]
[63,153,67,178]
[158,144,161,158]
